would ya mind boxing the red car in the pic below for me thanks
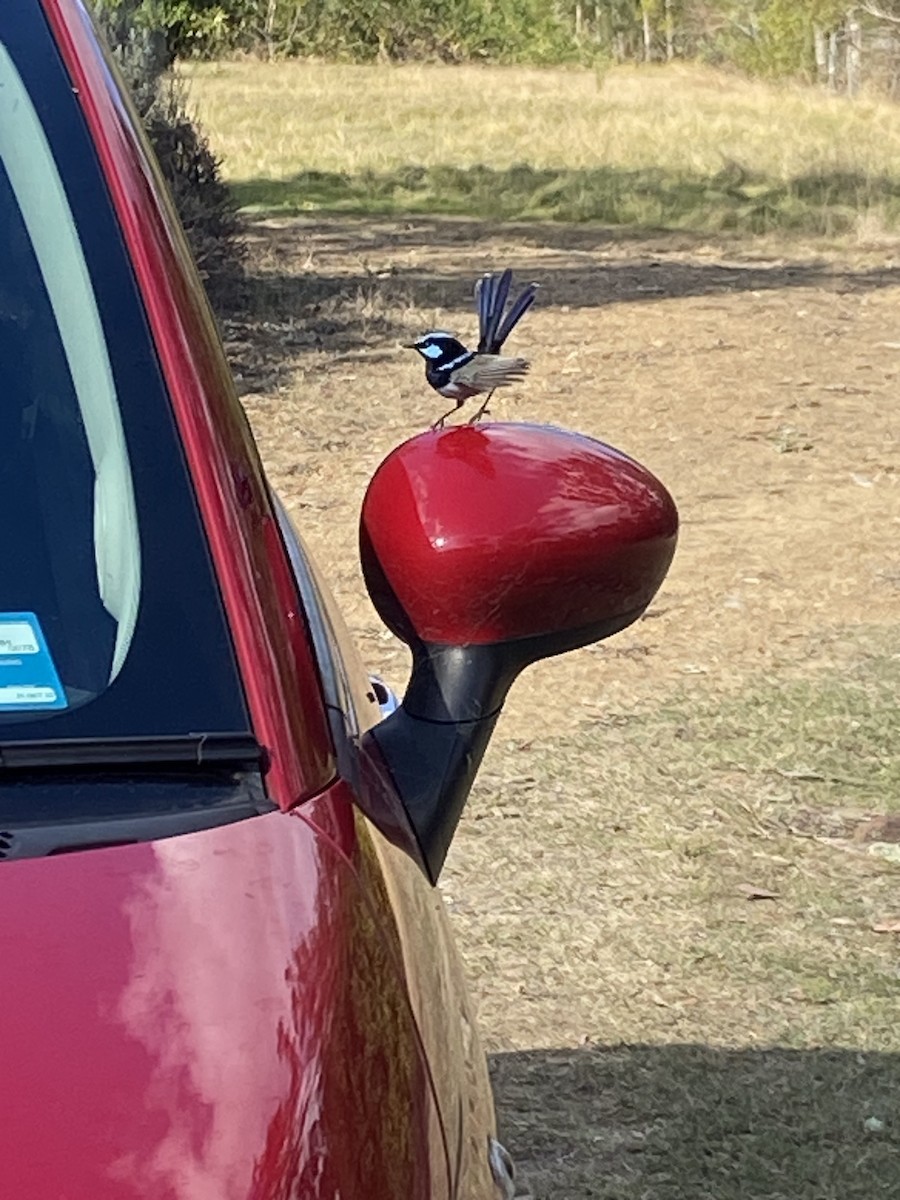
[0,1,678,1195]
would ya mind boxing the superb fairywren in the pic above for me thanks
[407,268,537,427]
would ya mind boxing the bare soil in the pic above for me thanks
[226,216,900,1198]
[231,216,899,713]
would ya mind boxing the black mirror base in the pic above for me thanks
[366,709,498,884]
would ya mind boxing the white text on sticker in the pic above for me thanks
[0,623,39,655]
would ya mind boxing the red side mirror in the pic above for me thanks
[360,422,678,882]
[361,422,677,651]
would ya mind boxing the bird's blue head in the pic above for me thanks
[406,331,469,367]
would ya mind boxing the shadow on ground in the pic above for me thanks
[230,163,900,237]
[490,1042,900,1199]
[220,213,900,367]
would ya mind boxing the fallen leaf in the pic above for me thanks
[872,919,900,934]
[868,843,900,865]
[741,885,779,901]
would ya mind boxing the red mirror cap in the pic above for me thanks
[360,423,678,648]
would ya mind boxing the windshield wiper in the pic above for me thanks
[0,733,265,771]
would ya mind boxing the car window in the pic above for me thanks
[0,5,251,743]
[0,40,140,705]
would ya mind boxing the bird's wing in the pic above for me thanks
[453,354,530,390]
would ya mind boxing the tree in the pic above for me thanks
[91,0,246,303]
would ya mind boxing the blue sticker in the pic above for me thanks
[0,612,67,711]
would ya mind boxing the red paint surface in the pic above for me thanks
[0,797,449,1199]
[361,422,678,646]
[12,9,499,1197]
[41,0,334,807]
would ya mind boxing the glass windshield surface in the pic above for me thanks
[0,41,140,709]
[0,5,250,743]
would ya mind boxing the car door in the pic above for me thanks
[16,3,456,1193]
[275,505,500,1200]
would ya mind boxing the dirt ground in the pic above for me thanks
[226,216,900,1197]
[230,215,899,710]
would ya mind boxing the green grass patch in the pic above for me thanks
[471,627,900,1196]
[230,163,900,235]
[657,634,900,809]
[464,625,900,1054]
[185,61,900,239]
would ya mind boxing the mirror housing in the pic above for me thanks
[360,423,677,881]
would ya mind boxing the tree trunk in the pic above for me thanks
[827,29,839,89]
[641,1,652,62]
[575,0,583,39]
[846,13,862,96]
[264,0,277,60]
[664,0,675,61]
[813,25,827,85]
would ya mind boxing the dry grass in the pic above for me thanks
[183,60,900,178]
[183,61,900,234]
[461,633,900,1197]
[192,56,900,1198]
[223,211,900,1197]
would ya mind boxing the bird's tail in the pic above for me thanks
[476,269,537,354]
[475,269,511,353]
[493,282,537,351]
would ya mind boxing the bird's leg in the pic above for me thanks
[468,389,496,424]
[431,397,466,430]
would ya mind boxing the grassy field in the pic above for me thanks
[184,60,900,235]
[187,60,900,1199]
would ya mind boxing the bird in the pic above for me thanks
[406,268,538,428]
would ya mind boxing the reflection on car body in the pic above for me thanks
[0,2,677,1196]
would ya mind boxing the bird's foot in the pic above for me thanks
[467,388,495,425]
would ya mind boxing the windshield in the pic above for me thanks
[0,6,250,745]
[0,40,140,710]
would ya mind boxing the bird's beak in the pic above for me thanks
[402,342,419,350]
